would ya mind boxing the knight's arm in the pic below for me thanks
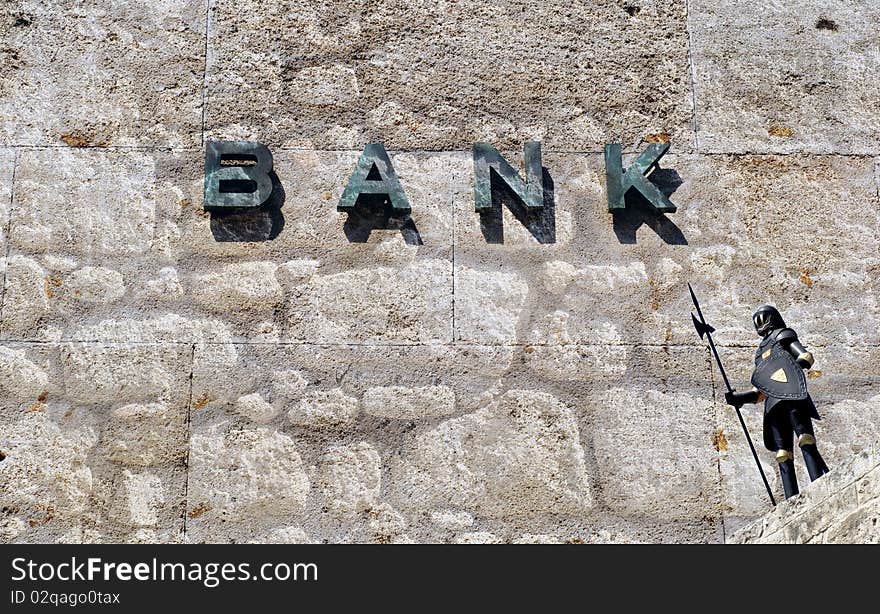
[777,328,814,369]
[725,388,766,407]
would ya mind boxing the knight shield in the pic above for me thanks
[751,346,808,400]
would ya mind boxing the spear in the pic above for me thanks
[688,283,776,506]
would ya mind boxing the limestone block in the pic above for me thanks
[0,345,48,403]
[0,342,188,543]
[0,255,49,333]
[690,1,880,153]
[823,497,880,544]
[389,389,593,518]
[592,388,718,520]
[250,527,313,544]
[641,154,880,347]
[315,442,381,515]
[362,385,456,419]
[205,1,692,150]
[189,262,283,313]
[66,266,125,304]
[454,532,501,544]
[0,148,13,247]
[429,510,475,530]
[187,426,311,532]
[455,266,529,343]
[0,0,205,147]
[234,393,279,424]
[106,402,186,467]
[0,411,97,541]
[111,471,166,528]
[0,149,216,342]
[137,267,184,301]
[5,149,463,343]
[288,389,359,428]
[290,259,452,343]
[524,343,628,381]
[62,342,191,404]
[11,149,156,255]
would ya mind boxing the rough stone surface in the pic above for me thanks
[315,442,382,516]
[186,426,311,543]
[205,1,693,151]
[288,389,360,429]
[234,393,279,424]
[0,148,13,249]
[0,344,47,402]
[65,266,126,305]
[690,1,880,154]
[3,1,880,545]
[189,262,283,313]
[1,255,49,334]
[362,385,456,419]
[0,342,190,543]
[390,389,594,518]
[106,402,186,467]
[111,471,167,528]
[0,0,205,147]
[730,442,880,543]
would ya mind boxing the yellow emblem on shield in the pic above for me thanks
[770,368,788,383]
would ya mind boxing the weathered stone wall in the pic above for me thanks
[1,1,879,543]
[730,442,880,543]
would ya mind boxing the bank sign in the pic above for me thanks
[204,141,678,237]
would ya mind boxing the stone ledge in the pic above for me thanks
[729,442,880,544]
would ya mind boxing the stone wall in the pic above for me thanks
[1,1,879,543]
[730,443,880,543]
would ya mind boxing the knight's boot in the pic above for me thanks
[776,450,799,499]
[798,434,829,481]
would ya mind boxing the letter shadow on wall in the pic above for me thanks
[612,167,687,245]
[209,171,285,241]
[342,195,423,245]
[480,168,555,244]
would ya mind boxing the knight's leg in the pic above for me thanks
[791,406,829,481]
[769,409,799,499]
[776,449,799,499]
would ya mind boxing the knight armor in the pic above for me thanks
[752,327,817,412]
[725,305,828,500]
